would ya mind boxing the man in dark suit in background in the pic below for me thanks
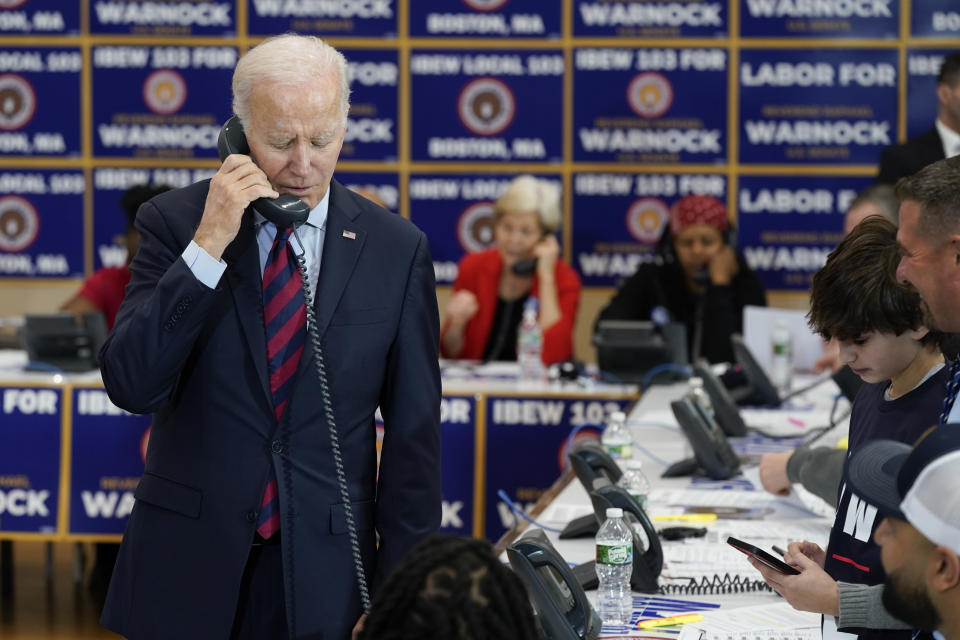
[98,34,442,640]
[876,52,960,185]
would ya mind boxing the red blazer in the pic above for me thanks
[442,248,581,364]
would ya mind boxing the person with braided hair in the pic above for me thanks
[358,535,538,640]
[596,194,766,364]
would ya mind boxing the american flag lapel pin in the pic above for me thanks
[342,230,356,240]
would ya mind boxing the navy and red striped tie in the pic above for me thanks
[257,227,307,539]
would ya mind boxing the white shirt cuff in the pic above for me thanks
[181,241,227,289]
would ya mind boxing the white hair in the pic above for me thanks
[232,34,350,127]
[494,175,562,233]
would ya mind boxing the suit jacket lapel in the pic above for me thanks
[224,212,272,404]
[299,182,366,378]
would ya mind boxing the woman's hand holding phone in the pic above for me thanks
[532,234,559,277]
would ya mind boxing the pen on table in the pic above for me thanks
[772,545,787,557]
[652,513,717,522]
[637,613,704,629]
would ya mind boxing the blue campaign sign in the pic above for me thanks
[89,0,235,36]
[483,396,632,540]
[69,388,149,535]
[92,45,235,159]
[409,1,560,38]
[407,173,563,285]
[438,396,476,536]
[912,0,960,38]
[247,0,396,37]
[0,170,84,278]
[573,0,727,38]
[343,49,398,162]
[572,173,727,287]
[0,47,81,156]
[0,0,79,35]
[739,49,898,165]
[906,49,952,140]
[0,386,62,534]
[573,48,727,164]
[740,0,897,38]
[410,49,564,163]
[91,167,215,271]
[737,175,872,290]
[334,170,399,213]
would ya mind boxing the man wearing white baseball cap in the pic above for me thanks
[846,424,960,640]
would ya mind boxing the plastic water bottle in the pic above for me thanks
[770,320,794,396]
[601,410,632,460]
[617,459,650,510]
[517,297,544,382]
[688,376,713,418]
[596,507,634,625]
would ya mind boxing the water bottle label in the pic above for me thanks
[773,344,791,356]
[596,543,633,565]
[606,443,632,459]
[629,492,648,509]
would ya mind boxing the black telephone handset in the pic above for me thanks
[560,441,624,539]
[665,395,741,480]
[507,528,603,640]
[569,479,662,593]
[512,257,538,276]
[216,116,310,229]
[694,362,747,436]
[730,334,782,407]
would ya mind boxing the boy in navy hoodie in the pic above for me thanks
[749,216,948,640]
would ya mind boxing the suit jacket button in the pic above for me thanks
[271,440,283,454]
[245,510,257,522]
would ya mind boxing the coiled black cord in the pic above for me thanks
[291,230,372,614]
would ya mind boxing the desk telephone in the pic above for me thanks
[570,478,663,593]
[664,394,741,480]
[507,528,603,640]
[694,362,747,437]
[216,119,372,613]
[560,440,623,539]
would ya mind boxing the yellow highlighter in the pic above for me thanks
[652,513,717,522]
[637,613,704,629]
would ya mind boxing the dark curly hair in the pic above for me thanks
[359,535,538,640]
[807,216,945,349]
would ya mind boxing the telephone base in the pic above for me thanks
[661,457,701,478]
[572,560,660,594]
[559,513,599,539]
[572,561,599,590]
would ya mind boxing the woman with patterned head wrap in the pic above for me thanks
[596,194,767,364]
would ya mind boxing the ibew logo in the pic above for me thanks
[491,400,565,425]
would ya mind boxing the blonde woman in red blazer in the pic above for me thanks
[441,175,581,365]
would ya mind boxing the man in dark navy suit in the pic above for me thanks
[877,52,960,185]
[98,35,441,640]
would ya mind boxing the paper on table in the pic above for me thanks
[676,602,820,640]
[740,466,835,520]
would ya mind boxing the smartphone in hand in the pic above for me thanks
[727,536,800,575]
